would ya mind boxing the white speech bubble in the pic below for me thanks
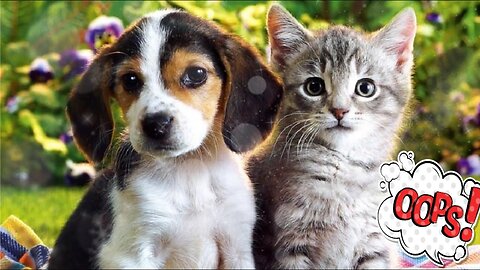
[463,178,480,197]
[380,162,400,182]
[398,151,415,172]
[377,152,477,266]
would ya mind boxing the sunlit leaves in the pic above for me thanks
[18,110,67,154]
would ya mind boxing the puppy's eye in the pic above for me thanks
[355,79,376,98]
[304,77,326,96]
[121,73,143,92]
[181,66,207,88]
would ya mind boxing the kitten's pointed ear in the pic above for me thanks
[267,4,311,70]
[374,8,416,70]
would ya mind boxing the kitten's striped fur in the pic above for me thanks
[249,5,416,269]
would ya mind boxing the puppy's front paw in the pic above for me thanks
[223,254,255,269]
[99,245,159,269]
[100,256,158,269]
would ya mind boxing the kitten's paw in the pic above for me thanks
[356,257,389,269]
[276,256,313,269]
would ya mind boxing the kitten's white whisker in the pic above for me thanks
[296,122,317,156]
[275,112,311,126]
[277,119,311,159]
[307,126,321,149]
[296,126,311,156]
[285,121,313,159]
[301,123,320,153]
[272,119,311,158]
[277,121,305,159]
[271,121,301,154]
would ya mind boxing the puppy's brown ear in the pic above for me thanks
[218,36,283,153]
[66,53,114,164]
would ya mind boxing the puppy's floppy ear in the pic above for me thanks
[66,51,114,164]
[217,36,283,153]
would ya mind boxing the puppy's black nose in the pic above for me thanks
[142,113,173,140]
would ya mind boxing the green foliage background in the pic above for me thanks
[1,1,479,186]
[0,186,85,246]
[0,0,479,247]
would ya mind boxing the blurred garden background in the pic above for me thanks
[1,1,479,247]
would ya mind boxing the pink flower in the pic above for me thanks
[6,96,20,113]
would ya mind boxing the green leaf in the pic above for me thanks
[18,109,67,154]
[4,41,34,67]
[36,113,66,137]
[29,84,62,109]
[1,1,45,58]
[26,2,86,55]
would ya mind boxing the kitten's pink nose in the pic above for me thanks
[330,108,349,120]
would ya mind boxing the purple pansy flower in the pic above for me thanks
[59,130,74,144]
[457,154,480,176]
[29,58,53,83]
[64,160,96,186]
[6,96,19,113]
[475,103,480,126]
[85,16,124,52]
[426,12,443,24]
[462,103,480,128]
[463,116,474,128]
[59,49,94,79]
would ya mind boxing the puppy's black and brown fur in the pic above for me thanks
[49,10,282,269]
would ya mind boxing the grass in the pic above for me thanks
[1,185,479,249]
[0,186,86,247]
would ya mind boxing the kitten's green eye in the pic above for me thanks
[304,77,326,96]
[355,79,376,98]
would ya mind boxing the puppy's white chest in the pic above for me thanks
[118,161,220,267]
[139,164,215,211]
[100,148,255,269]
[161,210,219,268]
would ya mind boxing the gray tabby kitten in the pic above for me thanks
[249,4,416,269]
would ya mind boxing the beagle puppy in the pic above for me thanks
[48,9,282,269]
